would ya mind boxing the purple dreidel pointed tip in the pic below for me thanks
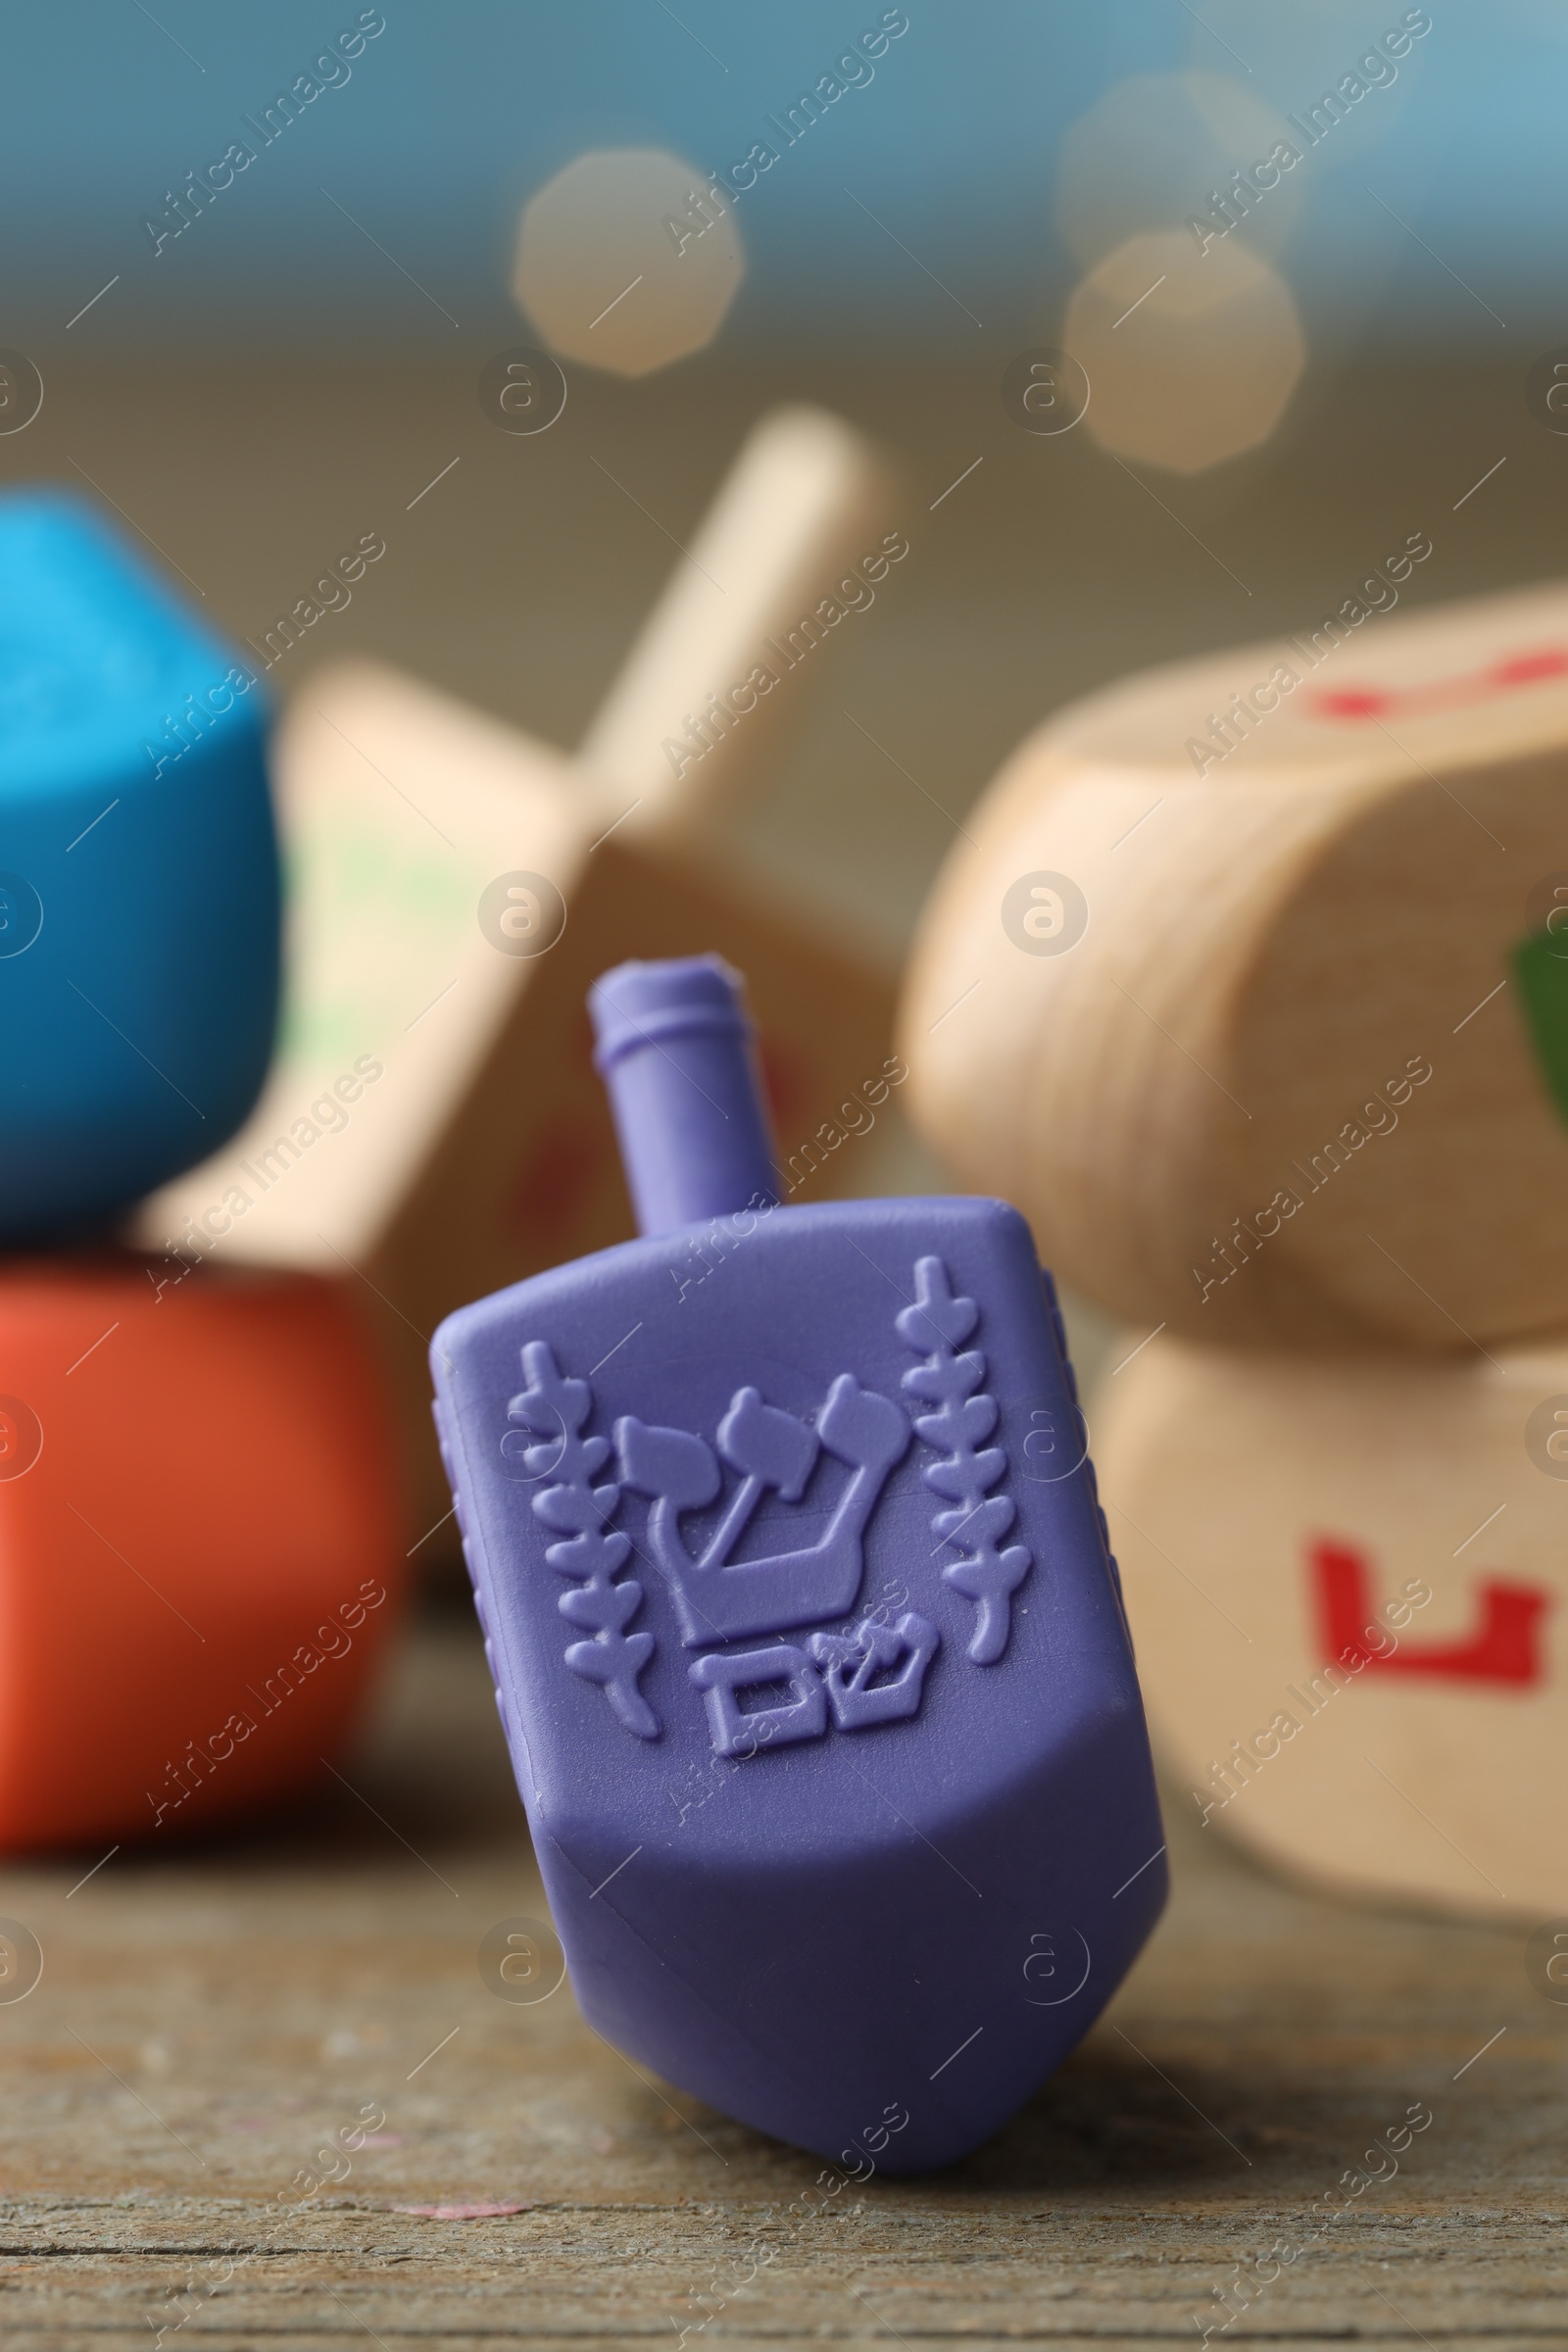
[589,955,781,1238]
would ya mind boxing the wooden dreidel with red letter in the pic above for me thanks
[138,407,906,1540]
[1089,1329,1567,1918]
[900,567,1568,1351]
[0,1256,403,1853]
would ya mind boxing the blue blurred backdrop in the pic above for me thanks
[5,1,1558,354]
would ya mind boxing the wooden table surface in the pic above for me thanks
[2,1601,1561,2350]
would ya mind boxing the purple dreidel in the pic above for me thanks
[431,956,1165,2172]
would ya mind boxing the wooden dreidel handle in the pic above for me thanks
[1090,1328,1566,1919]
[900,567,1568,1349]
[136,409,904,1543]
[0,1256,403,1851]
[580,403,904,828]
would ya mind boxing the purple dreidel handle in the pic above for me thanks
[590,956,780,1237]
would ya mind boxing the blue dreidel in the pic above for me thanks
[0,490,279,1238]
[432,956,1165,2172]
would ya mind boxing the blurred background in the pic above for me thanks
[6,0,1561,983]
[5,5,1568,2295]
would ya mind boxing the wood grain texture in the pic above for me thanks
[900,574,1568,1349]
[1092,1331,1568,1921]
[1,1607,1561,2347]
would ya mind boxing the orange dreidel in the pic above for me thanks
[0,1255,405,1851]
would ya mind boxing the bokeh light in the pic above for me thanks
[513,147,745,378]
[1054,72,1303,270]
[1064,227,1305,473]
[1175,6,1423,154]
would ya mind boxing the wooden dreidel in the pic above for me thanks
[0,1255,403,1852]
[1091,1328,1568,1918]
[430,956,1164,2172]
[900,564,1568,1349]
[0,489,278,1240]
[136,408,906,1541]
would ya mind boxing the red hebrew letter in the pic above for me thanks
[1310,1539,1549,1688]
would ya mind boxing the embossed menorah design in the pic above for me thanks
[614,1376,909,1646]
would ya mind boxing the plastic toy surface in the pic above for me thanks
[0,1257,403,1851]
[431,955,1164,2171]
[0,490,279,1239]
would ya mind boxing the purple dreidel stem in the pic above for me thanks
[589,956,780,1238]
